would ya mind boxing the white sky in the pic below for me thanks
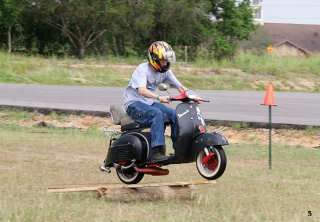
[262,0,320,25]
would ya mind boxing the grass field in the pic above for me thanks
[0,124,319,222]
[1,51,320,92]
[1,50,320,221]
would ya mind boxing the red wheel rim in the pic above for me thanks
[205,156,219,171]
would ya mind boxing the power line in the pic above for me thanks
[266,18,320,20]
[263,5,320,7]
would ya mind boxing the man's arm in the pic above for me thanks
[138,85,196,104]
[138,87,170,103]
[178,85,188,93]
[138,87,158,99]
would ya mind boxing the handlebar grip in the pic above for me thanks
[194,98,210,103]
[170,98,210,102]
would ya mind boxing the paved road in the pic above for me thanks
[0,83,319,127]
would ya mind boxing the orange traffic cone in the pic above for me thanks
[261,85,277,106]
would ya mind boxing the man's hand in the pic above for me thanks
[159,95,170,103]
[194,97,202,104]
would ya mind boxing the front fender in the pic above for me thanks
[191,133,228,160]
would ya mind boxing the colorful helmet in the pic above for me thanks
[147,41,176,73]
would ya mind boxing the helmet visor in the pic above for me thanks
[159,49,176,63]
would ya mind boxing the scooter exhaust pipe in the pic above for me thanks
[100,165,111,173]
[133,164,169,176]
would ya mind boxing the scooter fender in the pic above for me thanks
[191,132,229,160]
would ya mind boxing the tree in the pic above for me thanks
[99,0,155,57]
[0,0,27,52]
[100,0,212,59]
[0,0,257,60]
[209,0,257,60]
[240,27,273,54]
[35,0,115,58]
[149,0,213,59]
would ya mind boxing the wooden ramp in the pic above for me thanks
[41,180,216,201]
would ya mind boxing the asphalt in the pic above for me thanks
[1,83,319,129]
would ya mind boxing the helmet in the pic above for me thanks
[147,41,176,73]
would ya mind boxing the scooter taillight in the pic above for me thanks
[118,161,127,165]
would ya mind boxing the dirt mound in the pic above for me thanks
[4,112,318,148]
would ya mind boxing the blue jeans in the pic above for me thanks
[126,101,178,149]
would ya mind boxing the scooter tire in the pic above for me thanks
[196,146,227,180]
[116,167,144,184]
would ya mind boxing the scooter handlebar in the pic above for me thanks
[169,90,210,102]
[194,98,210,103]
[170,98,210,102]
[198,99,210,102]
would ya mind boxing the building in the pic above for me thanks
[252,0,264,25]
[262,23,320,56]
[273,40,310,57]
[249,1,320,56]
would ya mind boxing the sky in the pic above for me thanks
[262,0,320,25]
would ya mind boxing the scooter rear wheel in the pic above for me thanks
[116,166,144,184]
[196,146,227,180]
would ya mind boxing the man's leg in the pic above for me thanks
[126,102,166,148]
[151,102,178,149]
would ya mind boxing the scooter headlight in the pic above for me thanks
[186,90,197,99]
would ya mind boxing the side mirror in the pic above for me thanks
[158,84,168,91]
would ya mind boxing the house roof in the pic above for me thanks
[262,23,320,53]
[274,40,311,54]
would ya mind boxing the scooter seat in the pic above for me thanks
[110,105,171,132]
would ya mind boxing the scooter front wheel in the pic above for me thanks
[196,146,227,180]
[116,166,144,184]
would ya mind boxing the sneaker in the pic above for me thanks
[158,145,166,155]
[147,147,169,163]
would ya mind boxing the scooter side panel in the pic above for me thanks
[126,132,151,160]
[175,103,206,161]
[104,133,150,167]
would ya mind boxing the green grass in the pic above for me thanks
[231,122,242,130]
[1,50,320,92]
[0,109,69,125]
[304,125,320,135]
[230,122,249,130]
[0,124,319,221]
[48,111,69,121]
[194,52,320,77]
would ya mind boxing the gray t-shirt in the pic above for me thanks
[123,62,182,110]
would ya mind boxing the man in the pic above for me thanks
[123,41,187,163]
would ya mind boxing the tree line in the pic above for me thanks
[0,0,257,60]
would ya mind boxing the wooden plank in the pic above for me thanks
[97,185,195,201]
[47,187,99,193]
[40,183,121,189]
[125,180,216,188]
[43,180,217,201]
[43,180,216,191]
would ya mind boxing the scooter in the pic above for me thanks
[100,85,228,184]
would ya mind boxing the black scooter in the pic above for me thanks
[100,85,228,184]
